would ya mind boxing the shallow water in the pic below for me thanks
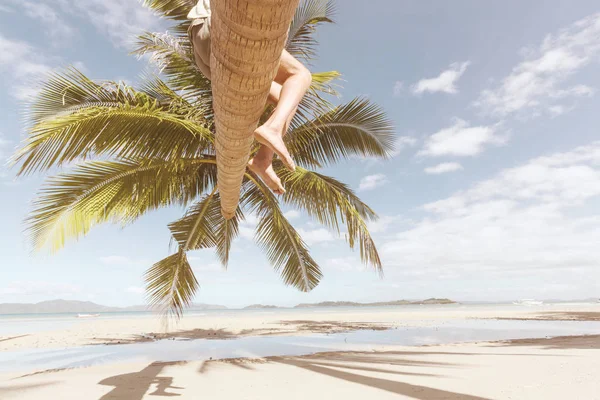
[1,319,598,374]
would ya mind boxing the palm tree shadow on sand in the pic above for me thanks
[97,350,493,400]
[98,362,184,399]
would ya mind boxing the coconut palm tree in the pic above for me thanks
[11,0,395,318]
[210,0,302,218]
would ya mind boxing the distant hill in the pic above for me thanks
[0,298,459,314]
[0,300,228,315]
[0,300,117,314]
[294,298,456,308]
[244,304,281,309]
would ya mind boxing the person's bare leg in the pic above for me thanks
[254,50,312,171]
[248,83,285,194]
[248,81,298,195]
[191,24,212,80]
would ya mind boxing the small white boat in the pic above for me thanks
[77,313,101,318]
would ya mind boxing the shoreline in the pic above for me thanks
[1,304,599,351]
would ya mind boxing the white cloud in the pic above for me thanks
[0,4,14,12]
[0,134,11,159]
[19,1,76,43]
[358,174,388,191]
[389,136,418,157]
[367,215,403,234]
[325,257,365,272]
[476,13,600,118]
[0,281,82,296]
[0,34,53,100]
[411,61,471,95]
[383,142,600,293]
[57,0,163,49]
[189,259,221,271]
[126,286,144,294]
[418,119,507,157]
[425,162,464,175]
[393,81,404,96]
[297,228,336,246]
[284,210,301,220]
[239,213,259,240]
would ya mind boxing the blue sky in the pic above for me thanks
[1,0,599,307]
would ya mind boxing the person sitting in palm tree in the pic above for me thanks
[188,0,312,195]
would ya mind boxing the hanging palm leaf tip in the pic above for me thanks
[12,0,396,319]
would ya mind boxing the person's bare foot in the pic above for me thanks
[248,158,285,195]
[254,125,295,171]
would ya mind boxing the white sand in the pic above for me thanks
[1,336,599,399]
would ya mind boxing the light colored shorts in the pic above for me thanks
[188,17,212,78]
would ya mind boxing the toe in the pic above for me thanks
[274,144,295,171]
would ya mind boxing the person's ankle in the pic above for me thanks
[250,154,271,166]
[259,121,285,135]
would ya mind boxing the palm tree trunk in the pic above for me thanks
[210,0,300,219]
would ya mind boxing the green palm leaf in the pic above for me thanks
[25,68,143,125]
[13,0,394,318]
[286,0,336,62]
[133,32,212,106]
[287,97,396,168]
[142,0,196,20]
[169,189,242,266]
[147,186,219,318]
[145,249,199,319]
[13,100,212,176]
[142,0,197,36]
[27,158,216,252]
[243,180,322,292]
[169,189,220,250]
[279,166,382,272]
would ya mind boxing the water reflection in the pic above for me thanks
[1,319,598,374]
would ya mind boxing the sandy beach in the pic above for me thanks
[1,304,599,399]
[2,304,599,351]
[1,334,599,399]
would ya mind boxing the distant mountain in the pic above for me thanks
[294,298,456,308]
[0,300,118,314]
[0,298,460,315]
[0,300,228,315]
[244,304,281,309]
[189,303,229,310]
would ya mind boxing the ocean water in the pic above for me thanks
[0,319,599,374]
[0,302,598,336]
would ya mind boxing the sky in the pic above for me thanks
[1,0,599,308]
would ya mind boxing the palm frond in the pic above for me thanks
[286,97,396,168]
[213,200,242,267]
[287,0,336,62]
[133,31,212,107]
[139,74,210,123]
[27,158,216,252]
[242,179,322,291]
[142,0,196,20]
[145,249,199,319]
[26,68,143,126]
[169,189,219,250]
[169,185,243,266]
[279,166,382,273]
[13,100,212,176]
[142,0,196,36]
